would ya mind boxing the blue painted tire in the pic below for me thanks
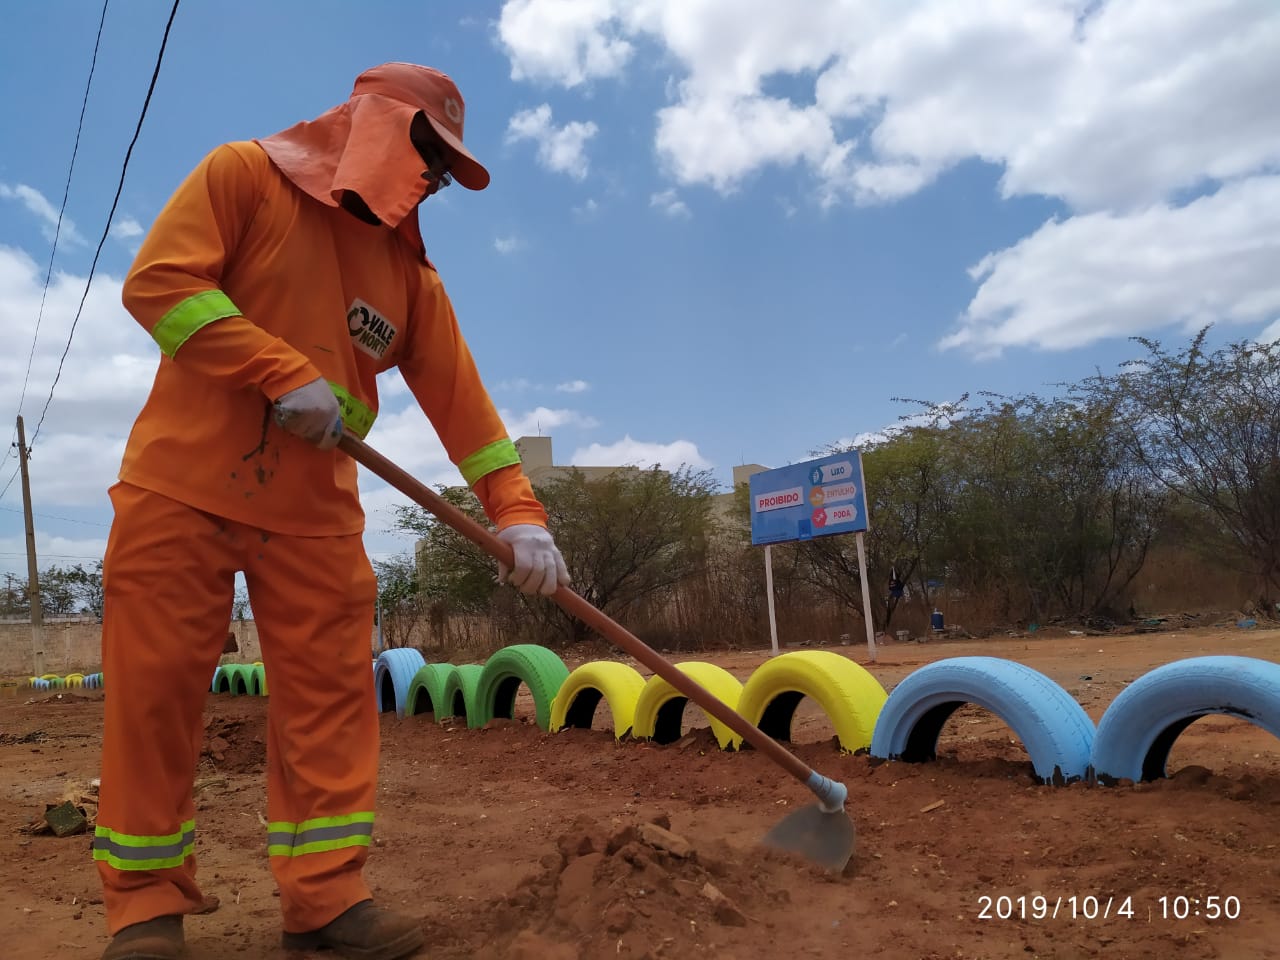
[373,648,426,716]
[870,656,1095,784]
[1092,655,1280,783]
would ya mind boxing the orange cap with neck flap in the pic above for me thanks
[256,63,489,258]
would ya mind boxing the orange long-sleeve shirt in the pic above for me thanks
[119,140,545,536]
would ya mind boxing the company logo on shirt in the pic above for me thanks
[347,299,398,360]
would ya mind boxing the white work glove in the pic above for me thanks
[497,524,570,597]
[273,377,343,450]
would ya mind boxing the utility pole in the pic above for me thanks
[16,416,44,676]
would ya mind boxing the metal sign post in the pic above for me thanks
[764,544,779,656]
[854,530,878,661]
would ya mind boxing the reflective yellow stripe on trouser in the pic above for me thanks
[328,383,376,440]
[267,812,375,857]
[93,820,196,871]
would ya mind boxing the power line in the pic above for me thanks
[0,553,105,561]
[16,0,111,422]
[0,505,110,527]
[30,0,182,447]
[0,464,18,503]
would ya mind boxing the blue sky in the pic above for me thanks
[1,0,1278,580]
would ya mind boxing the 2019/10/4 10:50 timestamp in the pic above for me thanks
[976,894,1243,921]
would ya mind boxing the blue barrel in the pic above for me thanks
[930,609,945,631]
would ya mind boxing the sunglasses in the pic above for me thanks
[415,135,454,191]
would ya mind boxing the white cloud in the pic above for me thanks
[943,176,1280,357]
[506,104,599,180]
[499,0,1280,210]
[0,246,156,509]
[494,234,521,254]
[497,0,634,87]
[1258,318,1280,344]
[375,368,412,398]
[496,377,535,392]
[0,530,110,570]
[502,406,599,438]
[573,198,601,220]
[1,183,85,245]
[571,435,711,472]
[649,189,690,218]
[554,379,590,393]
[111,218,144,240]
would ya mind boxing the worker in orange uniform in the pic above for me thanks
[95,63,570,960]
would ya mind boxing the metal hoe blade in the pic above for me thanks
[763,803,856,873]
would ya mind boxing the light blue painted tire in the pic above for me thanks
[1092,655,1280,783]
[373,648,426,716]
[870,656,1095,785]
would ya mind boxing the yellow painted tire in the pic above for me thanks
[632,662,745,750]
[737,650,888,753]
[65,674,84,688]
[250,664,269,696]
[550,661,646,739]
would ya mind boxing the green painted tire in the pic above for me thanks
[406,664,457,719]
[216,664,252,696]
[250,663,269,696]
[439,664,485,727]
[475,644,570,731]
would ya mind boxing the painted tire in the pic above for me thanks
[870,656,1095,784]
[632,662,746,750]
[439,664,485,727]
[249,663,269,697]
[406,664,458,719]
[373,648,426,717]
[738,650,888,753]
[1092,655,1280,783]
[474,644,570,731]
[225,664,252,696]
[65,673,84,688]
[550,661,646,739]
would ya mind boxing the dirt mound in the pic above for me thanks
[201,713,265,774]
[468,814,790,959]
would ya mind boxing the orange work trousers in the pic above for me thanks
[95,482,379,935]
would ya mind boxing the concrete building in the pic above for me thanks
[513,435,643,484]
[514,435,767,527]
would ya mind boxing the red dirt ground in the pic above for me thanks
[3,626,1280,959]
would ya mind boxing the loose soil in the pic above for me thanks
[3,627,1280,959]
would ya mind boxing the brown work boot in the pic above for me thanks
[282,900,425,960]
[101,915,184,959]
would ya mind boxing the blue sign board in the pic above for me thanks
[748,451,870,546]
